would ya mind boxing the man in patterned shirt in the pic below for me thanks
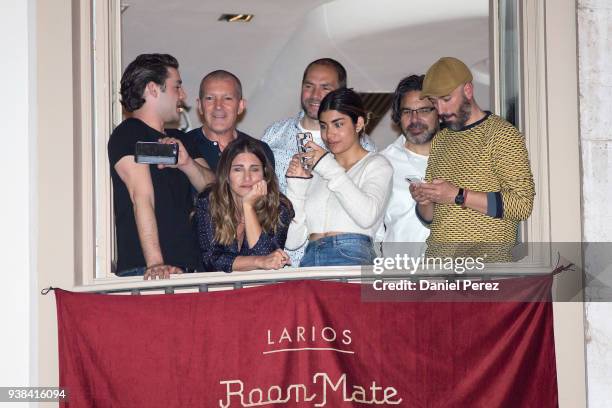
[262,58,375,265]
[410,57,535,261]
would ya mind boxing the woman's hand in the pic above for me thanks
[303,140,327,168]
[257,249,291,270]
[242,180,267,208]
[242,180,266,248]
[286,155,311,178]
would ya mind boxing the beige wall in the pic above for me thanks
[542,0,586,405]
[37,0,77,392]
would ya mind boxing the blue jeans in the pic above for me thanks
[300,233,376,267]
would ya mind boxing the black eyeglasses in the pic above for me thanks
[400,107,436,117]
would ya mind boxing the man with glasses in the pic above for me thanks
[376,75,438,256]
[410,57,535,261]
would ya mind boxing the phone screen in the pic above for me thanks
[296,132,313,153]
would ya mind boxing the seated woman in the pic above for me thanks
[285,88,393,267]
[196,138,294,272]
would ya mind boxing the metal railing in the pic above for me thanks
[69,263,559,295]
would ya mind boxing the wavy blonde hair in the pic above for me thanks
[209,138,291,246]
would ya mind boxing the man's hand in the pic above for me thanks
[157,137,192,170]
[416,179,459,204]
[143,264,184,280]
[409,182,433,205]
[286,155,311,178]
[410,179,458,224]
[156,136,215,191]
[242,180,267,208]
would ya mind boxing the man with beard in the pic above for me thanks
[376,75,438,257]
[108,54,214,279]
[410,57,535,261]
[261,58,375,265]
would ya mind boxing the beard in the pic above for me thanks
[404,122,436,145]
[301,98,321,120]
[441,95,472,131]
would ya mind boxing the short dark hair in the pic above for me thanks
[318,88,367,133]
[198,70,243,100]
[120,53,179,112]
[302,58,347,88]
[391,74,425,124]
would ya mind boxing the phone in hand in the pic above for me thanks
[404,175,424,185]
[296,132,313,169]
[134,142,179,165]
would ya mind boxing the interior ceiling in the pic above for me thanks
[121,0,490,143]
[121,0,334,96]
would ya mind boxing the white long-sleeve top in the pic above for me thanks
[285,152,393,250]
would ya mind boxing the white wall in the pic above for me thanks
[577,1,612,406]
[0,0,37,395]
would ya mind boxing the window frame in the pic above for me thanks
[75,0,122,284]
[81,0,562,281]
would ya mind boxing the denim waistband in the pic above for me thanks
[308,233,372,247]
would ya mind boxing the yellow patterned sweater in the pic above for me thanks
[423,113,535,261]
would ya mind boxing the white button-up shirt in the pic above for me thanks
[376,135,430,257]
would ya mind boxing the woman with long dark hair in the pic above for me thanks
[196,138,294,272]
[285,88,392,266]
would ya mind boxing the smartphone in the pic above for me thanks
[134,142,178,165]
[296,132,313,169]
[296,132,313,153]
[404,175,424,184]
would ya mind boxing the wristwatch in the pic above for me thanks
[454,188,465,206]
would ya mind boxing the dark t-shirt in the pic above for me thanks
[107,118,202,273]
[185,127,275,171]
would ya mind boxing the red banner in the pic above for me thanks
[56,277,557,407]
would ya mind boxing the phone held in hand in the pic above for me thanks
[296,132,313,170]
[134,141,179,165]
[404,175,424,185]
